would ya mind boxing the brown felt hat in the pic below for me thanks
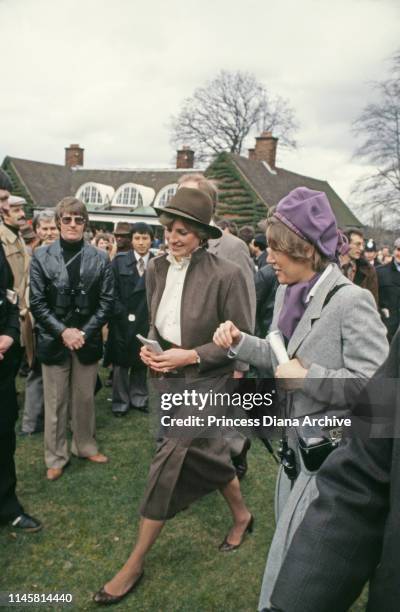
[154,187,222,239]
[114,222,132,235]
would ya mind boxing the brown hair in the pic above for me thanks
[158,212,209,245]
[55,197,88,228]
[267,215,329,272]
[94,232,111,246]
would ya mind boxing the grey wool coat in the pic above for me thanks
[235,264,389,419]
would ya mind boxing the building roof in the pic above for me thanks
[230,154,361,227]
[4,156,189,207]
[3,151,361,228]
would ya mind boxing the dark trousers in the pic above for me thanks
[0,375,23,522]
[112,365,148,414]
[21,361,44,434]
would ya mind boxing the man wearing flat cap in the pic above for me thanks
[0,190,32,365]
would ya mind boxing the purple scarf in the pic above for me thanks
[278,274,320,341]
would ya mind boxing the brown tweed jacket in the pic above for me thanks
[146,248,253,379]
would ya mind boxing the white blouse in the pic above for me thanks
[155,254,191,345]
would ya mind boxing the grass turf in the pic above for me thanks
[2,373,366,611]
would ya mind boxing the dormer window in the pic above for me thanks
[80,184,102,204]
[76,182,114,206]
[154,183,178,208]
[114,184,143,208]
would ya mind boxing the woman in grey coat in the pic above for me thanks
[213,187,389,611]
[93,187,253,605]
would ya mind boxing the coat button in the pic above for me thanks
[128,314,136,322]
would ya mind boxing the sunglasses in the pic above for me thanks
[61,216,85,225]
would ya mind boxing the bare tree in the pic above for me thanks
[170,70,298,162]
[351,50,400,226]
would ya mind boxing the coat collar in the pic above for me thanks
[0,223,21,245]
[286,264,348,357]
[47,239,97,289]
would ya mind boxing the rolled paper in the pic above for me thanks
[267,330,289,364]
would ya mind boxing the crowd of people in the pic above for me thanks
[1,165,400,610]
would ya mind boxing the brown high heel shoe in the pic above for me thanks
[218,515,254,552]
[93,571,144,605]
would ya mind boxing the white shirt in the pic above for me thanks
[155,254,191,346]
[134,250,150,273]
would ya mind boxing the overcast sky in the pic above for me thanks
[0,0,399,213]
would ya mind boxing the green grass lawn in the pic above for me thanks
[2,374,366,611]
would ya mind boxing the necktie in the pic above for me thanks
[138,257,145,276]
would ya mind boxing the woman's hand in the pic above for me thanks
[213,321,242,349]
[140,346,197,372]
[275,358,308,390]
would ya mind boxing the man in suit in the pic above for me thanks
[0,169,41,532]
[377,237,400,342]
[177,173,256,478]
[106,222,153,416]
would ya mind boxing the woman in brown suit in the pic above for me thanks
[93,187,254,605]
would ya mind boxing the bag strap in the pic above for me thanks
[64,250,82,269]
[322,283,348,309]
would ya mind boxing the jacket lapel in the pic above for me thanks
[48,240,69,288]
[287,265,344,358]
[80,243,97,290]
[132,252,154,293]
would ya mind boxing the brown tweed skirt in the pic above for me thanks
[139,374,236,520]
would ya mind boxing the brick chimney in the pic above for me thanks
[65,144,84,168]
[248,148,256,161]
[252,131,278,168]
[176,146,194,169]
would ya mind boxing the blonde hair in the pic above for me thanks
[267,215,329,272]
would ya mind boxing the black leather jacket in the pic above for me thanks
[30,240,114,365]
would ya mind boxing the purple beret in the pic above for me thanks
[273,187,339,259]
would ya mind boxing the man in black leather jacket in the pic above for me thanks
[30,197,114,481]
